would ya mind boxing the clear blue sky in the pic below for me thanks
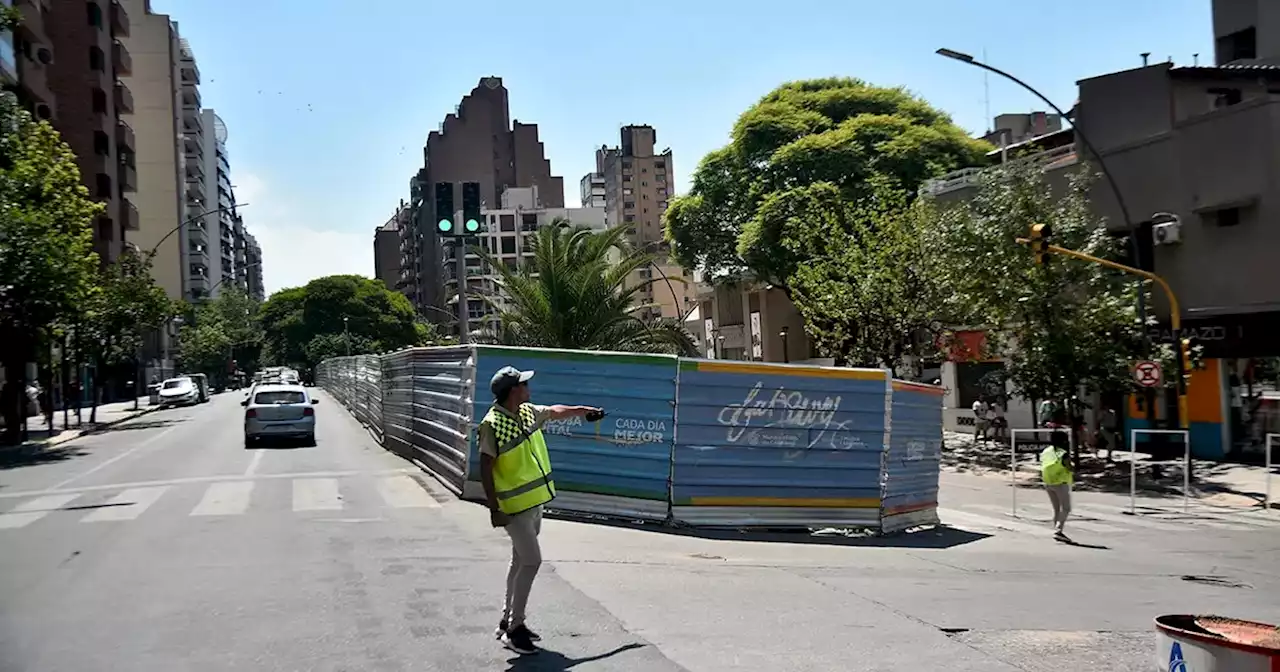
[154,0,1213,295]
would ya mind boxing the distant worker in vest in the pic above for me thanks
[1040,431,1074,542]
[478,365,605,655]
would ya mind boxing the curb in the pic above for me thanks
[2,403,162,454]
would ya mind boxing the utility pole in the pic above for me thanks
[343,316,351,356]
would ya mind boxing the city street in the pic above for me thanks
[2,390,1279,671]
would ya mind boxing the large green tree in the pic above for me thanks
[258,275,421,369]
[81,253,173,420]
[478,221,697,355]
[0,90,102,442]
[925,162,1182,455]
[664,78,991,288]
[175,288,262,384]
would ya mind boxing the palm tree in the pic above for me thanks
[474,220,697,355]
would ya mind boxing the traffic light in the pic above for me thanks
[1029,223,1052,265]
[434,182,454,235]
[461,182,481,235]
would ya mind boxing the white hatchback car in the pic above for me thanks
[242,383,318,447]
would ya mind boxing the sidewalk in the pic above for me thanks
[2,396,157,453]
[942,430,1277,509]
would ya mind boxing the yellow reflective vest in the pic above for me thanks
[1041,446,1073,486]
[481,403,556,515]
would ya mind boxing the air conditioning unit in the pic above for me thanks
[1153,220,1182,246]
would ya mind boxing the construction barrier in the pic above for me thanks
[317,345,944,532]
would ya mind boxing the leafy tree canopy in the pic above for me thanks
[479,221,697,356]
[258,274,421,369]
[82,253,174,371]
[664,77,991,286]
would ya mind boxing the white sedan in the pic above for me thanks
[242,384,318,447]
[157,376,199,407]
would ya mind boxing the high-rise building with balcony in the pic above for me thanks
[578,172,606,208]
[45,0,134,264]
[374,205,406,292]
[594,125,690,321]
[201,109,238,295]
[174,34,210,300]
[6,0,56,127]
[244,233,264,302]
[403,77,564,326]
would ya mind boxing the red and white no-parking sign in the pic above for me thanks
[1134,360,1162,387]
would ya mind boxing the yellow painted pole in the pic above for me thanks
[1016,239,1189,428]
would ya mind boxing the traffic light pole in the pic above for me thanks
[1017,237,1190,430]
[453,232,470,345]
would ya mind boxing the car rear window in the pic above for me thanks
[254,390,306,405]
[162,380,186,389]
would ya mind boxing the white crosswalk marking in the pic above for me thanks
[292,478,343,511]
[81,486,169,522]
[938,508,1052,537]
[191,481,255,516]
[968,504,1127,534]
[0,493,82,530]
[376,476,440,509]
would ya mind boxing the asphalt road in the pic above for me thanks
[2,389,1279,671]
[0,390,682,672]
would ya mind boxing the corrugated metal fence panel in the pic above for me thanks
[671,360,890,529]
[381,346,474,495]
[468,346,678,522]
[881,380,945,533]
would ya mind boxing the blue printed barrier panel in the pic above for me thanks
[882,380,945,533]
[467,346,678,521]
[671,360,890,528]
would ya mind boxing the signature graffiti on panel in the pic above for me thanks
[716,382,861,457]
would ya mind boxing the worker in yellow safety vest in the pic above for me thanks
[1040,431,1074,542]
[478,365,604,655]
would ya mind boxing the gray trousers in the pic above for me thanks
[1045,483,1071,533]
[502,505,543,627]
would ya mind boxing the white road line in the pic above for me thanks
[48,423,186,491]
[937,508,1051,537]
[244,449,265,477]
[0,468,417,500]
[0,494,82,530]
[377,475,440,509]
[81,486,169,523]
[292,478,343,511]
[968,504,1127,534]
[190,481,254,516]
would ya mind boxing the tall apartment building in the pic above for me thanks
[593,125,690,321]
[403,76,564,325]
[5,0,55,120]
[443,187,605,331]
[116,0,184,298]
[244,233,264,301]
[373,207,403,292]
[1214,0,1279,65]
[175,35,210,299]
[579,173,606,207]
[201,109,240,295]
[43,0,134,264]
[982,112,1063,148]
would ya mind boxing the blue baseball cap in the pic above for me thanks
[490,366,534,397]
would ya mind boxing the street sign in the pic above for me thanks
[1134,360,1162,387]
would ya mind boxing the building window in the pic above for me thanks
[1208,207,1242,227]
[641,168,647,174]
[624,214,635,223]
[501,237,516,254]
[93,130,110,155]
[655,160,665,168]
[504,258,518,270]
[1209,87,1243,108]
[97,217,114,241]
[87,2,103,27]
[92,88,108,114]
[95,173,112,198]
[500,214,515,232]
[624,201,635,210]
[622,188,632,196]
[89,46,105,71]
[521,213,537,228]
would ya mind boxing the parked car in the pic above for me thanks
[157,377,199,407]
[242,383,318,447]
[187,373,210,403]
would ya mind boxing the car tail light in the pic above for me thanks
[245,409,257,419]
[303,407,314,417]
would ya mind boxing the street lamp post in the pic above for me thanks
[343,317,351,357]
[146,203,249,259]
[936,48,1169,424]
[779,326,790,364]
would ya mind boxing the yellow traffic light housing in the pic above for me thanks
[1180,338,1193,376]
[1029,223,1051,265]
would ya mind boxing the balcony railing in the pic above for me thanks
[112,40,131,76]
[920,144,1079,197]
[114,79,133,114]
[110,0,129,37]
[119,161,136,192]
[121,196,138,231]
[115,120,135,152]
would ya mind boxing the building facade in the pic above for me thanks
[578,172,606,208]
[443,187,605,333]
[45,0,134,264]
[244,233,264,302]
[373,207,403,292]
[176,34,208,299]
[593,125,691,322]
[403,77,564,325]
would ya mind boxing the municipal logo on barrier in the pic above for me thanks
[1168,642,1187,672]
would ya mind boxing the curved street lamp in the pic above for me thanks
[146,203,250,258]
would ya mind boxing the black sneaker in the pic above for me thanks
[496,619,540,641]
[501,624,539,655]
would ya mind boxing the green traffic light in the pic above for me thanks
[437,219,452,232]
[465,219,480,233]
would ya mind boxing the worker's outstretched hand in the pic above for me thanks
[584,408,606,422]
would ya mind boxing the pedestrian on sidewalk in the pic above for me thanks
[972,397,990,442]
[1041,431,1074,542]
[477,365,605,655]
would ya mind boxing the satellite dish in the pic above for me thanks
[483,77,501,89]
